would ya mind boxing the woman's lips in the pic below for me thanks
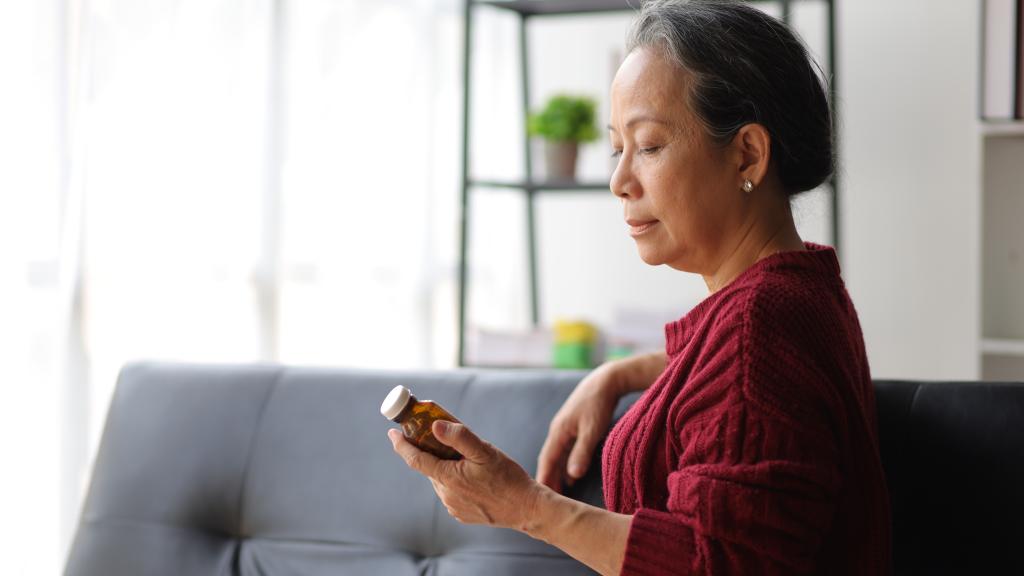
[627,220,659,237]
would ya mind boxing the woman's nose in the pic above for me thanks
[610,155,639,200]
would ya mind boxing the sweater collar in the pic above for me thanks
[663,241,840,356]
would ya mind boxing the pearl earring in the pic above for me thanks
[742,179,754,194]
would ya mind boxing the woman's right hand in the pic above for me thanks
[535,361,624,494]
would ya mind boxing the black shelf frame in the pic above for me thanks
[457,0,838,366]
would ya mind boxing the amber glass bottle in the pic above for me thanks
[381,385,463,460]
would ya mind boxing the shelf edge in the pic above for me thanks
[980,338,1024,356]
[980,122,1024,138]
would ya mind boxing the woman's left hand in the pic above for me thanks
[388,420,542,531]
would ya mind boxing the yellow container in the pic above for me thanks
[553,320,598,345]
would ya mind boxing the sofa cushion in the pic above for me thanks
[65,363,609,575]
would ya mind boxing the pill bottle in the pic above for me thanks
[381,385,463,460]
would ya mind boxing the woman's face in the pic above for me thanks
[608,48,747,274]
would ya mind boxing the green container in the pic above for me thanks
[553,342,591,369]
[605,345,634,362]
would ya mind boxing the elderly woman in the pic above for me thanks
[388,1,892,574]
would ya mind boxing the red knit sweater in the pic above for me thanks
[601,242,892,575]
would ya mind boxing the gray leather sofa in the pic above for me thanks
[64,362,1024,575]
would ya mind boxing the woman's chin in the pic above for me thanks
[635,242,690,270]
[635,245,666,266]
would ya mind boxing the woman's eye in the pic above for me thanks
[610,146,660,158]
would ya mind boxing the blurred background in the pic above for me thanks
[0,0,1014,571]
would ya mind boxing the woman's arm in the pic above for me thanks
[522,485,632,576]
[608,350,668,394]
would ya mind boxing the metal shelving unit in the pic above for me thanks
[457,0,838,366]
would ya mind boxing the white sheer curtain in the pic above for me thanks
[0,0,463,569]
[277,0,463,369]
[0,1,65,572]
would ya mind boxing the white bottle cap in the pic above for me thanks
[380,385,412,420]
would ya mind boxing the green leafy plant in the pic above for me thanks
[527,95,599,143]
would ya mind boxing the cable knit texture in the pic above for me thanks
[601,242,892,575]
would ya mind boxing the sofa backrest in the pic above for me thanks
[874,379,1024,575]
[65,363,1024,575]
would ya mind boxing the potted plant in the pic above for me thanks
[528,94,599,182]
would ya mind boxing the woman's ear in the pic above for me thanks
[733,123,771,187]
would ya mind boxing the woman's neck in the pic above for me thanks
[703,198,805,294]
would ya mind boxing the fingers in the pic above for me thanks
[389,428,441,477]
[536,457,560,493]
[432,421,492,463]
[535,455,558,492]
[536,431,557,487]
[536,425,572,492]
[566,427,597,481]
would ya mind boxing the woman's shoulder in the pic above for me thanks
[695,261,842,336]
[742,256,851,342]
[716,242,845,324]
[735,261,863,426]
[667,243,851,356]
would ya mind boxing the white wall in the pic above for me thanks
[838,0,980,379]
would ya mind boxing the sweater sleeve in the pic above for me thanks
[620,294,844,575]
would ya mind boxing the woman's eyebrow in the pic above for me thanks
[607,116,671,133]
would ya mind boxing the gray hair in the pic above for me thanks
[625,0,833,195]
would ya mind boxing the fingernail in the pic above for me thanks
[434,420,449,435]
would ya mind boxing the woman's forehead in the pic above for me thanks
[610,49,691,128]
